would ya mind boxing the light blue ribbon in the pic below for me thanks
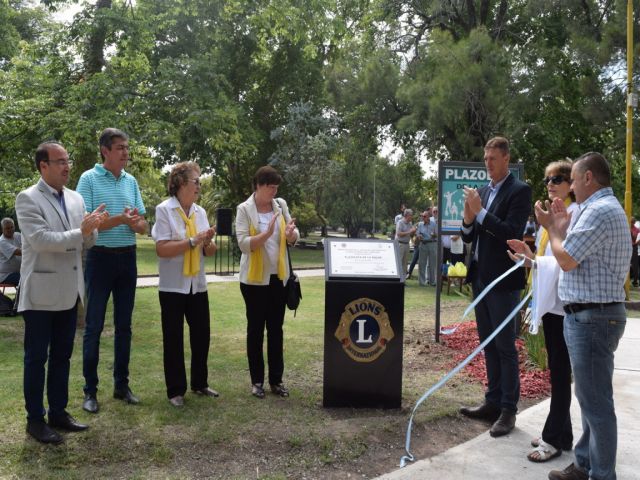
[400,258,530,468]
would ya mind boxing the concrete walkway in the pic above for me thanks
[376,317,640,480]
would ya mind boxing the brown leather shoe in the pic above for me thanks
[459,402,501,422]
[548,463,589,480]
[489,409,516,437]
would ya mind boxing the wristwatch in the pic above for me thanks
[188,237,195,248]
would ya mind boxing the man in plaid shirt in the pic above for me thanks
[535,152,630,480]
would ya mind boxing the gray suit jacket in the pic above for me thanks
[15,178,96,312]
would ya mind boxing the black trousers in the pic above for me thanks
[472,282,520,413]
[158,291,210,398]
[541,312,573,450]
[23,304,77,421]
[240,275,286,386]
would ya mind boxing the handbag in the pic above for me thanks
[284,241,302,314]
[277,199,302,314]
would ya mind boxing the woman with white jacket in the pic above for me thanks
[236,166,299,399]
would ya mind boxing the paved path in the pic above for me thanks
[376,317,640,480]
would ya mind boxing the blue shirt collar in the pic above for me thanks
[489,172,510,191]
[579,187,613,211]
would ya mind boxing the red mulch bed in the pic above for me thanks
[441,321,550,399]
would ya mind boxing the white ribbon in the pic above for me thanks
[400,258,529,468]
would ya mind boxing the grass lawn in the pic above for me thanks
[136,236,325,276]
[0,277,481,479]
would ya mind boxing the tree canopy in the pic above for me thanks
[1,0,639,230]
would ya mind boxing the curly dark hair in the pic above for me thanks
[167,161,201,197]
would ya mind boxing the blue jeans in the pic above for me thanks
[82,247,137,394]
[564,303,626,480]
[23,305,77,421]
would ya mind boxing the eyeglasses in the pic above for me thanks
[188,178,200,186]
[542,175,567,186]
[46,159,73,167]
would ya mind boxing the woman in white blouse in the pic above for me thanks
[236,166,299,399]
[508,160,578,463]
[152,162,218,407]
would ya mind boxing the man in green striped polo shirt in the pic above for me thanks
[77,128,148,414]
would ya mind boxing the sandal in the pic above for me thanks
[251,383,265,399]
[270,383,289,398]
[531,437,541,448]
[527,440,561,463]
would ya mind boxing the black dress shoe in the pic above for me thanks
[459,401,501,422]
[490,409,516,437]
[27,420,63,444]
[83,393,99,414]
[113,387,140,404]
[49,412,89,432]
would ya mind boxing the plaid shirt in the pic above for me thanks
[559,187,631,304]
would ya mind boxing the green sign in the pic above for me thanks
[438,162,524,234]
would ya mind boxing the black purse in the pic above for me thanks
[284,241,302,314]
[277,199,302,314]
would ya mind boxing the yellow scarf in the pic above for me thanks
[176,207,200,277]
[247,211,287,283]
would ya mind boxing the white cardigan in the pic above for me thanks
[235,194,299,285]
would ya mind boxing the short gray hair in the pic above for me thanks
[403,209,413,216]
[1,218,15,228]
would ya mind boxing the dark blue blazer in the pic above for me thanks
[461,173,532,291]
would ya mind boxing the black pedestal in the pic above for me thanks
[323,280,404,408]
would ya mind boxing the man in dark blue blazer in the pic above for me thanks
[459,137,532,437]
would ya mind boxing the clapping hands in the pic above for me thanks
[81,204,108,236]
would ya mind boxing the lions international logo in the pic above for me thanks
[334,298,394,363]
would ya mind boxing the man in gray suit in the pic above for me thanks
[15,141,107,444]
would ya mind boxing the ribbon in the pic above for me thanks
[400,258,529,468]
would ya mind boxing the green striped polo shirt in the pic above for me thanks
[76,163,146,247]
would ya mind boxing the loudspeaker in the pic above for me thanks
[216,208,233,236]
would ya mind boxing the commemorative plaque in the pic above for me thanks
[323,239,404,408]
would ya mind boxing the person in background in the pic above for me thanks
[16,141,106,444]
[416,210,437,286]
[630,217,638,287]
[449,235,465,265]
[507,160,578,463]
[407,207,428,280]
[0,217,21,286]
[395,209,416,279]
[524,214,537,237]
[152,162,218,407]
[393,203,406,226]
[236,166,299,399]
